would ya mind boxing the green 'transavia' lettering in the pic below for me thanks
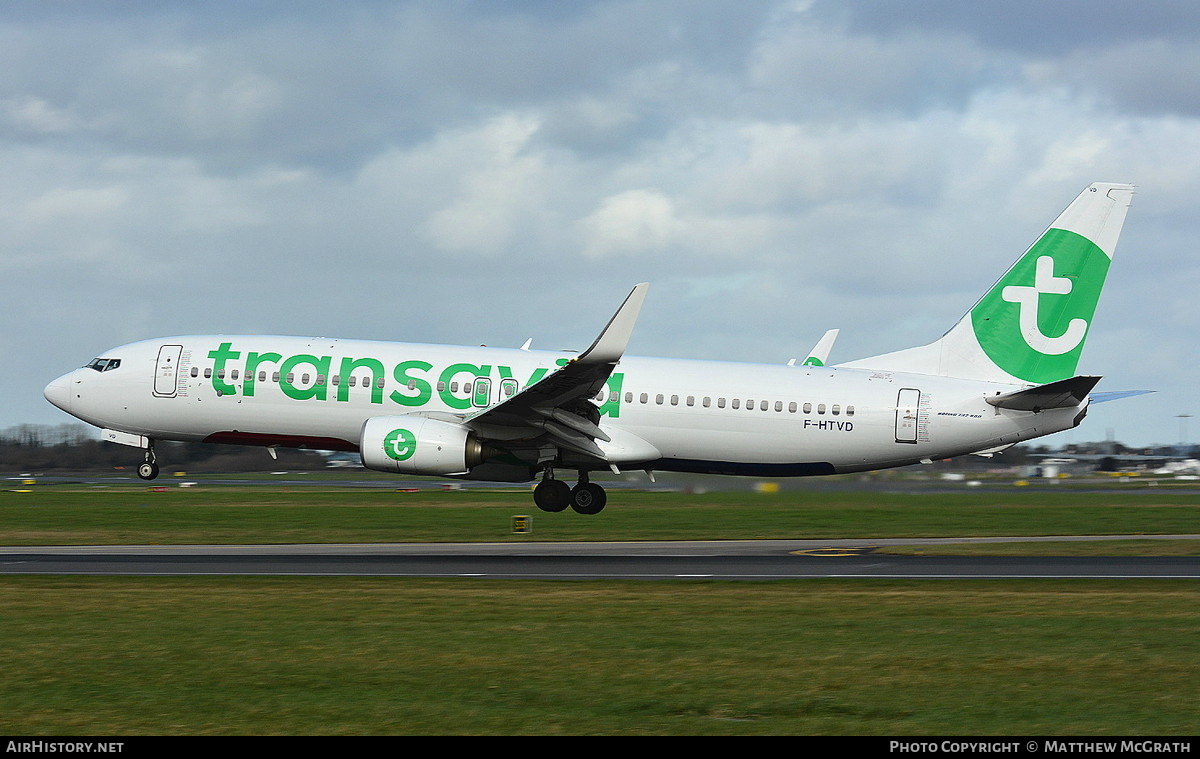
[198,343,624,417]
[208,342,241,396]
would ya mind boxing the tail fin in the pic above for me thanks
[839,182,1134,384]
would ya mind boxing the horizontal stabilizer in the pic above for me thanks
[1089,389,1155,404]
[985,375,1101,412]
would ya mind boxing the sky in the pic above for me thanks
[4,0,1198,447]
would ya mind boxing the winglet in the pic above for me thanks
[801,329,839,367]
[577,283,649,365]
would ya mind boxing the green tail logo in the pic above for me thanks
[970,228,1110,384]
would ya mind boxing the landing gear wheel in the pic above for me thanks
[137,462,160,480]
[534,478,571,512]
[570,482,607,515]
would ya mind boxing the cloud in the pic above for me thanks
[5,0,1200,446]
[580,189,681,258]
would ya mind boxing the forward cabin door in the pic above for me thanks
[153,344,184,398]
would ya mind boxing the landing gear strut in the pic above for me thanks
[533,468,607,515]
[136,440,160,481]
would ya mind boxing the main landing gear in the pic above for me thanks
[136,440,159,481]
[533,469,607,515]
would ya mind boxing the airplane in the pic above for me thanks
[44,182,1137,514]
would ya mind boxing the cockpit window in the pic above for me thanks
[85,358,121,372]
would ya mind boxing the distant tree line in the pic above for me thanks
[0,424,328,473]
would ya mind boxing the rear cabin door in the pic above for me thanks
[153,344,184,398]
[895,388,920,444]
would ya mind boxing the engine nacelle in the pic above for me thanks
[360,415,487,475]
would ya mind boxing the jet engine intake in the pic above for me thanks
[360,415,488,475]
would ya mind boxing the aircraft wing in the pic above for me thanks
[461,283,649,459]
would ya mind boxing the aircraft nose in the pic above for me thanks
[43,374,73,412]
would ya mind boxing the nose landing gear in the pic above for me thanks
[533,469,607,515]
[136,441,159,481]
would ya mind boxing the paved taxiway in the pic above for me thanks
[1,537,1197,579]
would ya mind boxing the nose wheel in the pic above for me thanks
[533,469,607,514]
[136,442,160,481]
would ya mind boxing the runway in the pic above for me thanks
[2,538,1198,579]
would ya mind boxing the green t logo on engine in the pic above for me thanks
[383,427,417,461]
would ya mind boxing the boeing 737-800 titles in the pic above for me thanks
[45,183,1139,514]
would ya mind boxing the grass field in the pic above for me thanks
[2,485,1199,549]
[0,577,1196,735]
[0,484,1197,735]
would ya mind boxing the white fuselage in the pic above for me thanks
[44,335,1085,479]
